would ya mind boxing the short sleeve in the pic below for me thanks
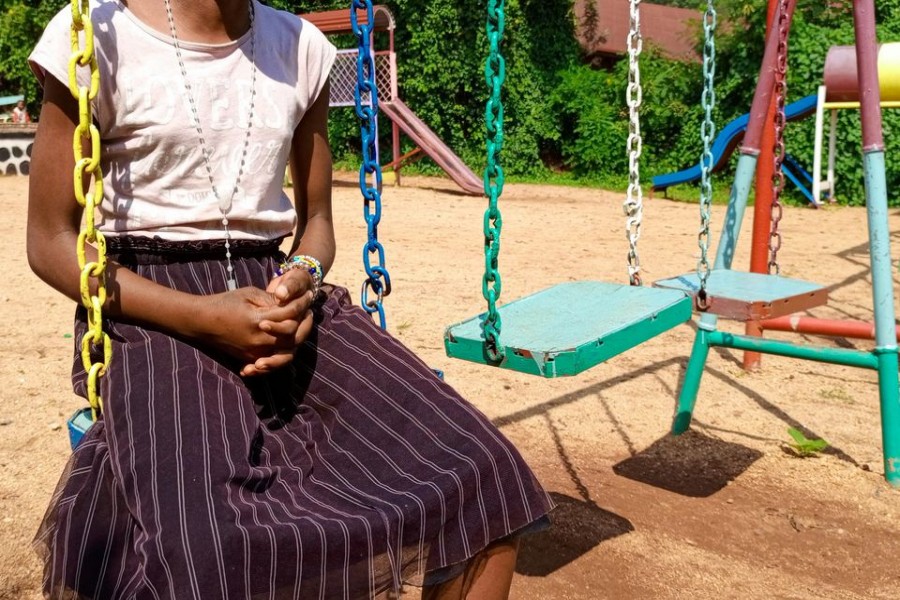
[28,6,78,90]
[298,19,337,109]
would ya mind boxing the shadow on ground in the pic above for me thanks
[515,492,633,577]
[612,429,763,497]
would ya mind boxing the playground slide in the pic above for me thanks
[380,99,484,195]
[651,93,818,193]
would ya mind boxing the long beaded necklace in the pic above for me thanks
[164,0,257,290]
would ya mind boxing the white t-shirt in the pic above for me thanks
[29,0,336,241]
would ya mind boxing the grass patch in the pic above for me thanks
[818,386,855,405]
[786,427,829,458]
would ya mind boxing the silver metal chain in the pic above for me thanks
[696,0,717,308]
[624,0,644,286]
[164,0,257,290]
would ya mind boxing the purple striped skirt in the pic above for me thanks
[34,237,552,599]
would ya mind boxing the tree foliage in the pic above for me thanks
[1,0,898,204]
[0,0,59,115]
[711,0,900,205]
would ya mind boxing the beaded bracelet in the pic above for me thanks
[276,254,323,297]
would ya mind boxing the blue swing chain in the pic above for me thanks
[351,0,391,329]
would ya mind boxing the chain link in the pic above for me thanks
[69,0,109,419]
[768,0,789,275]
[351,0,391,329]
[624,0,644,286]
[480,0,506,362]
[696,0,717,309]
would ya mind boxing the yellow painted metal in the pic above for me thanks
[70,0,108,419]
[823,101,900,109]
[878,42,900,103]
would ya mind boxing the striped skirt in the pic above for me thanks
[34,237,553,599]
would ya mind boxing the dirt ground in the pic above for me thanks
[1,171,899,599]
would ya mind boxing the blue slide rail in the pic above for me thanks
[652,94,819,204]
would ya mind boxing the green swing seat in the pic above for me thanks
[444,281,692,378]
[654,270,828,321]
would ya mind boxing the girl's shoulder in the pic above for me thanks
[255,2,332,49]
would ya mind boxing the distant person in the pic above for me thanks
[11,99,30,123]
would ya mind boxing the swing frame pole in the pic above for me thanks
[742,0,781,371]
[674,0,791,429]
[675,0,900,487]
[853,0,900,485]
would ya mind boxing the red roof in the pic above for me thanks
[301,5,395,36]
[574,1,700,62]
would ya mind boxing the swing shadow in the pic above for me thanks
[611,429,763,497]
[490,348,760,499]
[515,492,633,577]
[609,320,861,497]
[516,413,633,577]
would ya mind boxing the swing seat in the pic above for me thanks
[444,281,693,378]
[653,270,828,321]
[67,407,94,450]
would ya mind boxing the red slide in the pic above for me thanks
[380,98,484,196]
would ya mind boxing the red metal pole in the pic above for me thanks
[742,0,780,371]
[758,316,897,340]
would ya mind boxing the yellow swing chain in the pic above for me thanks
[69,0,110,419]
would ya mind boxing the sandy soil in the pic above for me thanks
[1,172,899,599]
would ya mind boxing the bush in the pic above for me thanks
[4,0,897,205]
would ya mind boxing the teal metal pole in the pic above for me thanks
[675,0,794,435]
[863,153,897,352]
[673,329,711,434]
[862,152,900,487]
[711,154,758,272]
[707,331,879,370]
[853,0,900,487]
[876,350,900,485]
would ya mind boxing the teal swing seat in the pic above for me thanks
[654,270,828,321]
[444,282,692,378]
[443,0,690,378]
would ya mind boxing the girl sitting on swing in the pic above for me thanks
[26,0,552,598]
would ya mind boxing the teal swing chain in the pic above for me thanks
[696,0,717,309]
[624,0,644,286]
[481,0,506,362]
[351,0,391,328]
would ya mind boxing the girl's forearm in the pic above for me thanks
[289,213,336,278]
[28,229,211,340]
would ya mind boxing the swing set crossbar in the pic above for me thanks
[444,282,692,378]
[705,329,879,369]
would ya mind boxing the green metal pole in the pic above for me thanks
[673,328,711,434]
[707,331,879,369]
[876,349,900,485]
[676,154,759,434]
[853,0,900,487]
[675,0,793,436]
[698,153,760,332]
[862,152,900,486]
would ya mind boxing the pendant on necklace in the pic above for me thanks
[218,185,245,213]
[227,278,237,291]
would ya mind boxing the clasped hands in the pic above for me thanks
[204,268,317,377]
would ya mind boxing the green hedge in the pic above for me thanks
[3,0,898,205]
